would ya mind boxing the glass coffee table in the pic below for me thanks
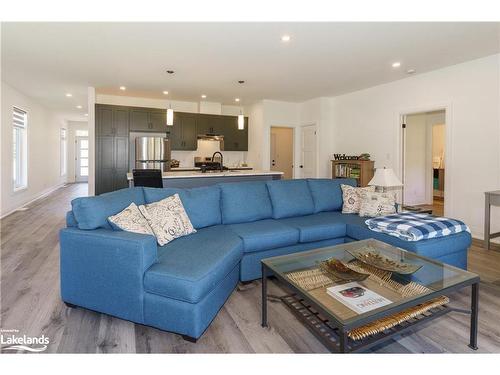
[261,239,479,353]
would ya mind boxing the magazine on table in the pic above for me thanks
[326,282,392,314]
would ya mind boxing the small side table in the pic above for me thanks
[484,190,500,250]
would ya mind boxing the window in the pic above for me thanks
[75,129,88,137]
[60,128,67,176]
[12,107,28,191]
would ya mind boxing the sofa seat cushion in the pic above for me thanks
[143,225,242,304]
[229,219,300,253]
[316,211,472,261]
[219,181,273,224]
[266,179,315,219]
[279,214,347,243]
[143,186,221,229]
[307,178,356,213]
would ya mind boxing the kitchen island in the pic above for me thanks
[127,170,283,188]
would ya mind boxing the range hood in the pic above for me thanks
[197,134,224,141]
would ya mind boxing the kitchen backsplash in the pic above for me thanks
[172,139,248,168]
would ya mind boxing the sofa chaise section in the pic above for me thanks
[143,225,243,338]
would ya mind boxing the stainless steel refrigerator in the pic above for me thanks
[135,137,171,171]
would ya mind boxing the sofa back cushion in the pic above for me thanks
[220,181,273,224]
[143,185,221,229]
[266,179,315,219]
[307,178,357,213]
[71,187,146,230]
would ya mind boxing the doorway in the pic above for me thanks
[402,110,445,216]
[270,126,294,179]
[300,124,317,178]
[75,136,89,183]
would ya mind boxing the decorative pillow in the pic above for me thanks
[108,203,154,235]
[341,184,376,214]
[359,191,397,217]
[138,194,196,246]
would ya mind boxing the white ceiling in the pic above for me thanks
[2,22,499,120]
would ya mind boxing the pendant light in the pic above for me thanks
[238,110,244,130]
[237,80,245,130]
[166,103,174,126]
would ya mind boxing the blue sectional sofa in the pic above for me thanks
[60,178,471,340]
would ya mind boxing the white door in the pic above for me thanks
[76,136,89,182]
[300,125,317,178]
[270,127,294,179]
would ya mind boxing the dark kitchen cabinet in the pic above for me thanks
[95,104,249,194]
[197,114,224,135]
[223,116,248,151]
[95,104,130,195]
[170,112,198,151]
[130,108,167,132]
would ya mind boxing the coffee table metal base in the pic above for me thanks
[280,294,451,353]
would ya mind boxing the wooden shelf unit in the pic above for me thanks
[331,160,375,187]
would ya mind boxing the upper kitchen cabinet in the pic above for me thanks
[130,107,168,132]
[96,104,130,136]
[223,116,248,151]
[170,112,198,151]
[197,114,224,135]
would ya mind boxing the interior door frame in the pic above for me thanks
[300,123,318,179]
[270,126,295,179]
[75,135,89,183]
[397,103,452,216]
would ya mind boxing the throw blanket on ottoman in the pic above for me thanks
[365,212,470,241]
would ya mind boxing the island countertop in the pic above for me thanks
[127,169,283,180]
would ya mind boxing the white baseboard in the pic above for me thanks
[0,183,67,219]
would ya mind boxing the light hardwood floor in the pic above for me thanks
[1,183,499,353]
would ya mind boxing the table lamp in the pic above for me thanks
[368,167,403,193]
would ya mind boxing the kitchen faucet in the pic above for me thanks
[211,151,224,172]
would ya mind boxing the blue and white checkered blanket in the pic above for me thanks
[365,213,470,242]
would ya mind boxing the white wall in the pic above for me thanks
[328,54,500,238]
[300,97,335,178]
[251,100,300,176]
[247,97,334,179]
[1,81,67,217]
[66,120,89,183]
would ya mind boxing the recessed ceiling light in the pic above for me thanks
[65,93,72,97]
[392,62,401,68]
[407,68,416,75]
[281,35,291,42]
[119,86,126,91]
[163,91,169,95]
[235,98,240,102]
[201,94,207,99]
[76,105,82,109]
[84,113,88,117]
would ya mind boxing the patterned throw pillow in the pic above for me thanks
[138,194,196,246]
[341,184,376,214]
[108,203,154,236]
[359,191,397,217]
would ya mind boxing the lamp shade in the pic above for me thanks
[368,167,403,187]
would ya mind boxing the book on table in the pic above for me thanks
[326,282,392,314]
